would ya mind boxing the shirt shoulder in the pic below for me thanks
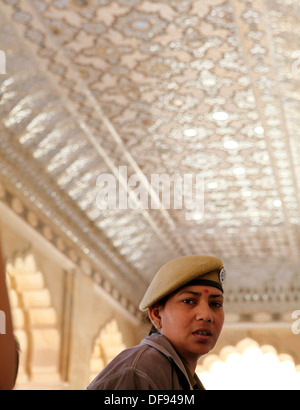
[87,342,174,390]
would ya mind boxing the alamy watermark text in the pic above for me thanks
[96,167,204,221]
[0,310,6,334]
[292,310,300,335]
[0,50,6,75]
[292,51,300,76]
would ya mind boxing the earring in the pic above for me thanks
[154,319,161,330]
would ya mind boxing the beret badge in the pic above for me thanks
[219,268,226,284]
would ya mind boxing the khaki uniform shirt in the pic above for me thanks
[87,333,205,390]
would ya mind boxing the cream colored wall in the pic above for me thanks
[67,268,140,389]
[0,206,141,390]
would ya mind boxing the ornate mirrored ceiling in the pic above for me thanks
[0,0,300,321]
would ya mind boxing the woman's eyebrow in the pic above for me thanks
[209,294,224,300]
[178,290,201,297]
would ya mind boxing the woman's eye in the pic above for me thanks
[182,299,194,305]
[210,302,223,308]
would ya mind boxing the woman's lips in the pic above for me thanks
[192,328,213,341]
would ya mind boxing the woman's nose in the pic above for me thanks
[195,302,213,323]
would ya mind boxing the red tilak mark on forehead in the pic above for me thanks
[203,289,209,294]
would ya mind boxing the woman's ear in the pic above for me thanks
[148,304,162,330]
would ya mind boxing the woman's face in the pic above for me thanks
[150,285,224,370]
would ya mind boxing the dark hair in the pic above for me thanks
[148,324,159,336]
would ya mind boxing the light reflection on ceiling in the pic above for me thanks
[0,0,300,321]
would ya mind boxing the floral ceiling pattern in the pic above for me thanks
[0,0,300,321]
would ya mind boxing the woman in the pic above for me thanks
[87,255,226,390]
